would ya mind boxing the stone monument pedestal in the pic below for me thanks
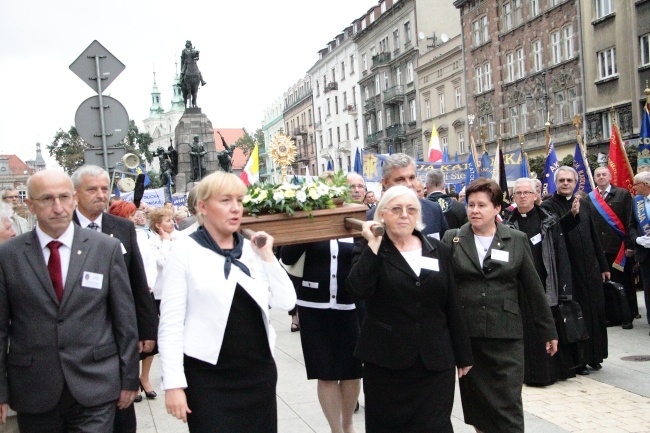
[174,108,217,193]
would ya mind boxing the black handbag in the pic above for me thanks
[557,300,590,343]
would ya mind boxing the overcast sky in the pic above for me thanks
[0,0,373,167]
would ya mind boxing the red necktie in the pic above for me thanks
[47,241,64,302]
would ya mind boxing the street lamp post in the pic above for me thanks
[525,69,550,126]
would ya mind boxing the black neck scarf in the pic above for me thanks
[190,226,251,279]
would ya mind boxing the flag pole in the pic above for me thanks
[545,112,551,153]
[574,115,594,190]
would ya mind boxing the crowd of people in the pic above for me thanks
[0,155,648,433]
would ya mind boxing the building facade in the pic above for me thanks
[261,97,284,182]
[310,25,362,174]
[283,76,316,178]
[580,0,650,154]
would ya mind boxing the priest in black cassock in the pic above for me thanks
[540,166,610,375]
[505,178,577,385]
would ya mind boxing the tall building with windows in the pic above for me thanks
[309,25,362,174]
[355,0,422,159]
[454,0,583,159]
[580,0,650,153]
[415,0,465,161]
[262,97,284,182]
[283,76,316,178]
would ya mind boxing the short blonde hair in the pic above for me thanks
[196,172,247,225]
[374,185,424,231]
[149,207,173,234]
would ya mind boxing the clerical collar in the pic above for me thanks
[520,213,527,218]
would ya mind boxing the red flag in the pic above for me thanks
[607,123,634,194]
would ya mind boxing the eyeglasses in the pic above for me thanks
[31,194,74,207]
[633,182,648,187]
[513,191,535,197]
[556,178,576,183]
[348,184,365,190]
[2,196,18,200]
[387,206,419,216]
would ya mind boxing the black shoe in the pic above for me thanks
[140,381,157,399]
[134,394,143,403]
[622,322,634,329]
[354,401,360,413]
[588,363,602,371]
[635,314,642,319]
[290,323,300,332]
[575,366,590,375]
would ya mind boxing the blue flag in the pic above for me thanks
[541,140,559,196]
[573,142,593,194]
[129,164,151,187]
[443,146,450,163]
[465,151,479,187]
[354,148,363,174]
[520,151,530,179]
[454,152,459,163]
[326,159,334,171]
[479,151,492,178]
[639,105,650,169]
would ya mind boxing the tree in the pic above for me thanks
[122,121,154,164]
[529,155,545,180]
[47,126,90,174]
[234,128,256,159]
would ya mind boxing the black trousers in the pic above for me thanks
[606,252,638,317]
[17,385,116,433]
[112,405,136,433]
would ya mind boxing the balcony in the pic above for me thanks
[320,145,334,159]
[293,125,307,136]
[364,99,376,113]
[314,122,322,131]
[338,140,351,153]
[386,123,406,138]
[371,52,391,68]
[366,133,380,145]
[324,82,338,93]
[383,85,405,104]
[346,104,358,114]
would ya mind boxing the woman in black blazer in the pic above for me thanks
[348,185,473,433]
[441,178,558,433]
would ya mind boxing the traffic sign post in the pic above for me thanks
[70,40,129,172]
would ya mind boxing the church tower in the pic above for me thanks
[149,72,164,117]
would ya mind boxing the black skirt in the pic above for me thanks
[184,285,277,433]
[363,358,456,433]
[297,306,362,380]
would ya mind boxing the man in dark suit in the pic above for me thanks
[425,169,468,229]
[629,172,650,332]
[71,165,159,433]
[588,166,637,321]
[0,170,139,431]
[367,153,448,239]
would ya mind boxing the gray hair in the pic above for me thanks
[554,166,578,183]
[374,185,425,231]
[425,170,445,191]
[634,171,650,184]
[0,202,13,220]
[382,153,415,181]
[514,177,537,192]
[71,165,110,189]
[1,188,18,199]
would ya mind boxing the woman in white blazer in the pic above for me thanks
[158,172,296,433]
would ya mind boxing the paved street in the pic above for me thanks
[5,292,649,433]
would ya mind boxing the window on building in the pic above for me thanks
[384,72,389,90]
[425,99,431,118]
[407,61,414,82]
[337,127,341,143]
[366,119,372,135]
[409,99,416,122]
[350,54,355,74]
[455,87,462,108]
[516,48,525,79]
[602,110,613,139]
[326,99,331,116]
[597,47,617,79]
[564,26,574,59]
[555,91,566,123]
[354,119,359,138]
[503,1,513,31]
[475,66,484,93]
[404,21,412,43]
[335,96,339,114]
[362,53,368,71]
[328,128,333,145]
[341,61,346,80]
[519,103,528,132]
[481,16,489,43]
[484,63,493,90]
[596,0,614,19]
[551,31,562,64]
[568,87,579,118]
[396,67,402,85]
[510,106,519,135]
[439,93,445,115]
[506,52,515,82]
[532,39,543,72]
[640,33,650,67]
[472,15,489,46]
[442,136,449,153]
[457,131,466,154]
[488,114,495,140]
[375,75,380,95]
[393,29,400,51]
[399,104,405,124]
[387,109,392,126]
[343,91,347,107]
[531,0,540,16]
[332,67,336,83]
[377,110,383,131]
[364,86,369,101]
[472,19,481,46]
[316,81,320,97]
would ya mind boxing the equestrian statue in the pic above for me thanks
[179,40,207,109]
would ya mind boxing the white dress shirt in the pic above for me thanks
[75,209,103,231]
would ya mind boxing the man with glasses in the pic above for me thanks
[347,172,366,204]
[1,188,29,235]
[0,170,139,431]
[505,178,576,385]
[587,167,637,323]
[629,172,650,333]
[541,166,610,375]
